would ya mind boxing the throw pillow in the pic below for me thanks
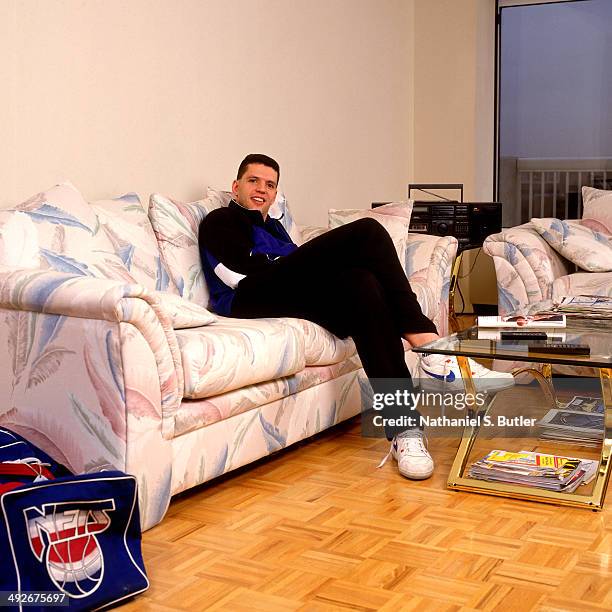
[582,186,612,235]
[152,291,217,328]
[148,189,224,305]
[91,193,178,293]
[328,206,411,272]
[0,181,131,279]
[370,200,414,221]
[531,217,612,272]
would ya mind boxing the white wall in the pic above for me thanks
[500,0,612,158]
[412,0,495,202]
[412,0,497,311]
[0,0,414,226]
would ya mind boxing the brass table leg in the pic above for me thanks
[590,368,612,509]
[448,253,463,333]
[447,360,612,510]
[447,356,498,486]
[511,363,557,409]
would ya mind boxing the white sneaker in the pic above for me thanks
[378,429,434,480]
[417,353,515,393]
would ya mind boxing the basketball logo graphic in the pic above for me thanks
[24,499,115,598]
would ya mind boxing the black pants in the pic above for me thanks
[231,218,438,437]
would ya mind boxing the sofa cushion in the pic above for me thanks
[282,318,356,365]
[531,218,612,272]
[176,316,305,398]
[153,291,217,329]
[91,193,177,293]
[149,188,302,307]
[552,272,612,301]
[582,186,612,235]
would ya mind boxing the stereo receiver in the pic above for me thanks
[372,201,502,253]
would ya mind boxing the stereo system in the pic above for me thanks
[372,201,502,253]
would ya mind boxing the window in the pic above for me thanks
[496,0,612,227]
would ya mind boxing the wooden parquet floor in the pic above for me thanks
[122,400,612,611]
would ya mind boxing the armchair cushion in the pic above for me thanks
[582,186,612,235]
[531,218,612,272]
[552,271,612,301]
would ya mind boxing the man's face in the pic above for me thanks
[232,163,278,219]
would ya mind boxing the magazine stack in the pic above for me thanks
[468,450,597,493]
[537,396,604,446]
[538,295,612,327]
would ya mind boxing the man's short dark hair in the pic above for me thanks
[237,154,280,183]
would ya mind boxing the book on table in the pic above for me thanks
[477,313,566,328]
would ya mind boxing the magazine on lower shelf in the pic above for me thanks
[468,449,597,493]
[536,395,604,446]
[477,314,566,328]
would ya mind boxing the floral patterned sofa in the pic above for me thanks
[483,219,612,316]
[0,182,457,530]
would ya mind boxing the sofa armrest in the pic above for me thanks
[404,233,458,336]
[0,268,183,431]
[483,223,571,315]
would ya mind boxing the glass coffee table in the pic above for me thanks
[413,324,612,510]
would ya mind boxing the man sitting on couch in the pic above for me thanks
[199,154,513,480]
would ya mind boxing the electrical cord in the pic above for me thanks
[458,247,482,278]
[457,276,466,315]
[456,247,483,314]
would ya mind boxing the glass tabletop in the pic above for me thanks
[412,325,612,368]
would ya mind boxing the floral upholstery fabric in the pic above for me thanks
[148,189,225,305]
[170,368,366,495]
[531,218,612,273]
[582,186,612,235]
[282,317,356,366]
[176,316,305,399]
[552,271,612,300]
[0,182,118,277]
[91,193,177,292]
[485,219,612,316]
[174,354,363,436]
[0,268,183,528]
[483,223,571,316]
[152,291,217,329]
[0,183,177,294]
